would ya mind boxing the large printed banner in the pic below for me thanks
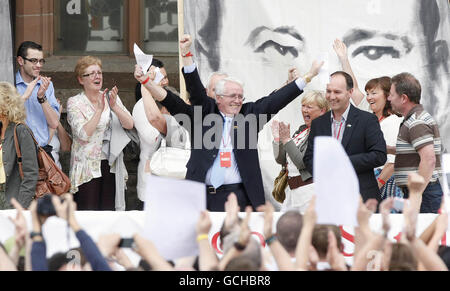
[0,210,448,267]
[183,0,450,209]
[0,0,14,83]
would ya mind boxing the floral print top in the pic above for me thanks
[67,91,129,193]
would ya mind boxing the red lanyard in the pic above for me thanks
[293,128,310,140]
[378,116,385,123]
[293,128,310,144]
[333,121,344,140]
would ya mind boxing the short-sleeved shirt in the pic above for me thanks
[15,71,60,147]
[394,105,442,187]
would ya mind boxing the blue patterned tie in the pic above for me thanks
[210,118,231,188]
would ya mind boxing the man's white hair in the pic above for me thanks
[207,72,229,89]
[215,77,245,96]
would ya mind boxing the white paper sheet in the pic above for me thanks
[313,136,360,227]
[440,154,450,224]
[0,214,14,243]
[143,174,206,261]
[134,43,153,74]
[154,67,165,85]
[317,52,330,86]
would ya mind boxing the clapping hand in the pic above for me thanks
[279,122,291,145]
[271,120,280,142]
[37,76,51,99]
[107,86,119,111]
[23,77,41,101]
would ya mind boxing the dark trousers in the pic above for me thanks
[75,160,116,211]
[401,181,443,214]
[206,184,251,212]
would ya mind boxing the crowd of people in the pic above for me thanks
[0,30,448,271]
[0,173,449,271]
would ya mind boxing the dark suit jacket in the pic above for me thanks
[303,105,387,202]
[160,68,303,208]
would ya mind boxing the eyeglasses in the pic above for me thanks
[219,94,245,101]
[82,71,103,79]
[22,57,46,65]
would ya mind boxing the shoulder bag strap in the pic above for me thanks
[13,124,24,179]
[14,123,40,179]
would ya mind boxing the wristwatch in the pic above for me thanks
[37,95,47,104]
[303,74,312,84]
[30,231,43,239]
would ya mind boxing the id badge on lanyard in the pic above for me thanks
[220,152,232,168]
[221,119,233,168]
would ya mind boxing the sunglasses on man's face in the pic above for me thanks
[22,57,46,65]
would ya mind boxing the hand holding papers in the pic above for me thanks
[134,43,153,74]
[313,137,360,227]
[144,175,206,261]
[153,67,165,85]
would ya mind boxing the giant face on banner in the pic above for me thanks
[184,0,450,207]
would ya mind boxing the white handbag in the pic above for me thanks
[149,138,191,179]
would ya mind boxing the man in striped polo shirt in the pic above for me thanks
[388,73,443,213]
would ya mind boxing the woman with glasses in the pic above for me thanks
[67,56,134,210]
[0,82,38,209]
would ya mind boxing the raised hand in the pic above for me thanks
[288,67,299,83]
[333,39,348,60]
[52,194,77,225]
[237,206,253,248]
[307,60,325,78]
[403,197,418,242]
[407,172,426,196]
[9,198,28,249]
[224,193,240,232]
[379,197,394,235]
[196,211,212,236]
[97,233,121,257]
[326,230,347,271]
[263,202,275,239]
[304,195,317,227]
[179,34,193,56]
[134,65,147,83]
[357,198,377,227]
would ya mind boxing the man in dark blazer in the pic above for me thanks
[303,71,387,202]
[134,35,323,211]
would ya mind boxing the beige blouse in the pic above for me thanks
[67,91,129,193]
